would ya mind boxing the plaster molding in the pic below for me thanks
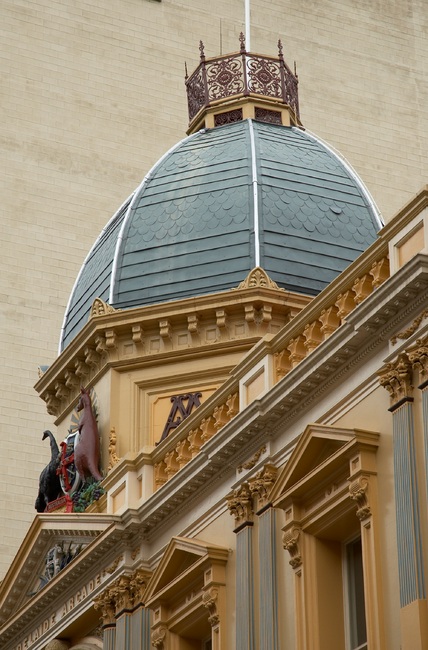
[378,352,413,407]
[349,476,371,521]
[202,587,220,626]
[407,335,428,382]
[247,463,278,511]
[282,527,302,569]
[226,482,254,530]
[151,624,168,649]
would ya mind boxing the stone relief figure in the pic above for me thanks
[34,430,62,512]
[74,386,103,482]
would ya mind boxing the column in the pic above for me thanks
[379,352,428,649]
[249,464,279,650]
[111,576,133,650]
[227,482,255,650]
[93,587,117,650]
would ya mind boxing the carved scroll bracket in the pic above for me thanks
[282,526,302,569]
[202,587,220,627]
[349,477,371,522]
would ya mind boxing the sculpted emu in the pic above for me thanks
[35,430,61,512]
[75,386,103,482]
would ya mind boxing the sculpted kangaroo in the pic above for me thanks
[74,387,103,482]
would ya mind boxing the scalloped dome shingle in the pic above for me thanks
[60,120,381,351]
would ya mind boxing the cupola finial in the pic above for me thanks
[185,36,301,134]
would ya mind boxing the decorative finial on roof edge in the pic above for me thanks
[239,32,246,52]
[234,267,285,291]
[199,40,205,61]
[90,298,120,320]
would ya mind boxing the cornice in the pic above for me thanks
[35,285,300,421]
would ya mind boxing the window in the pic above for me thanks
[345,537,367,650]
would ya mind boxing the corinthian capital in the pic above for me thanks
[93,586,117,626]
[248,464,278,511]
[407,336,428,384]
[378,352,413,407]
[226,482,254,530]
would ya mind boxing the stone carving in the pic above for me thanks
[152,625,168,649]
[202,587,219,626]
[35,430,61,513]
[90,297,118,319]
[33,542,82,592]
[227,482,254,529]
[93,587,117,627]
[75,386,103,482]
[108,427,120,470]
[248,463,278,510]
[390,308,428,345]
[349,477,371,521]
[283,527,302,569]
[235,266,284,291]
[378,352,413,406]
[238,446,267,473]
[408,336,428,382]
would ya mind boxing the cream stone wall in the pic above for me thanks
[1,0,427,579]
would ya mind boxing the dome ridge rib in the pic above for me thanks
[248,119,261,267]
[298,127,383,228]
[109,130,203,306]
[58,194,133,353]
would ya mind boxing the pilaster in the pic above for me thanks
[379,352,427,649]
[227,482,255,650]
[248,464,279,650]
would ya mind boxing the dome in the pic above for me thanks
[60,119,381,351]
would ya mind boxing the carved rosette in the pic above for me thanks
[202,587,220,626]
[226,482,254,530]
[349,477,371,521]
[378,352,413,408]
[282,527,302,569]
[248,463,278,511]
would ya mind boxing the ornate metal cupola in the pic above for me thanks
[185,34,301,134]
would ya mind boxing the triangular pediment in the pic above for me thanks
[0,513,114,625]
[270,424,379,506]
[145,536,229,606]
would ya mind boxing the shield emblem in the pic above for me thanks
[57,430,82,496]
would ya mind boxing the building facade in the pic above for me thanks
[2,42,428,650]
[1,0,428,580]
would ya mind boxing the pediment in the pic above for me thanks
[270,424,379,507]
[145,536,229,606]
[0,513,114,625]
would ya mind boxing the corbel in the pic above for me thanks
[282,526,302,569]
